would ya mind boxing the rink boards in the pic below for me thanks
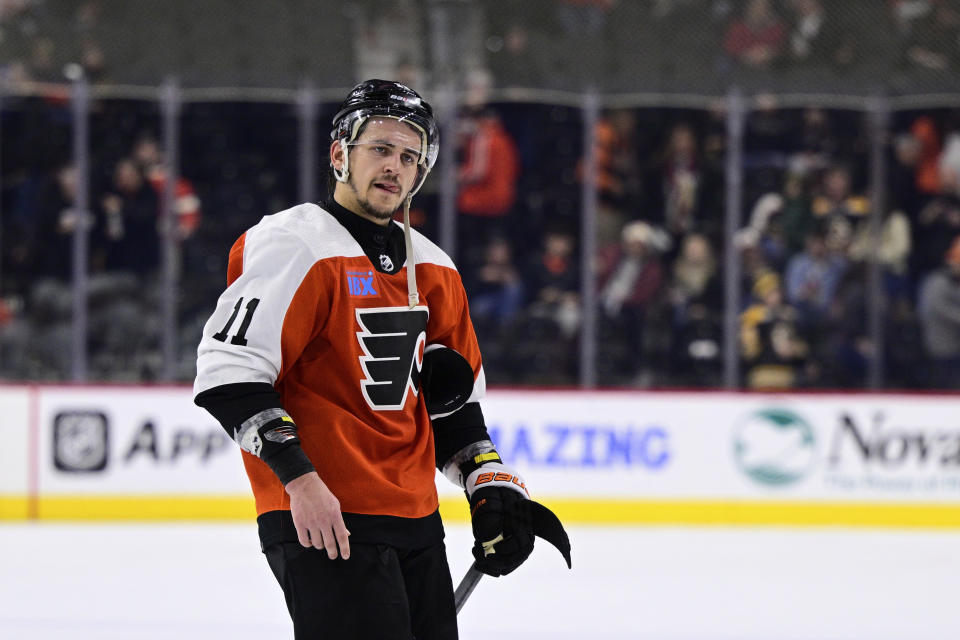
[1,385,958,527]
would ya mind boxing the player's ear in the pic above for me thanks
[330,140,345,172]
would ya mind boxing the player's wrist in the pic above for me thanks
[441,439,501,488]
[283,469,321,494]
[266,444,317,486]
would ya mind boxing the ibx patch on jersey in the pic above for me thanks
[356,306,428,410]
[347,270,379,297]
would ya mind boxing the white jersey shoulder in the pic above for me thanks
[403,223,457,271]
[245,202,364,263]
[194,203,361,396]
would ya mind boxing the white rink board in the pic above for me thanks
[0,386,31,493]
[479,390,960,502]
[2,386,959,506]
[35,386,247,495]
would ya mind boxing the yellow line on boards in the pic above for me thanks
[0,495,30,520]
[510,499,960,528]
[6,495,257,521]
[1,496,958,528]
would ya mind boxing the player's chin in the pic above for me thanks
[363,197,398,219]
[370,188,402,210]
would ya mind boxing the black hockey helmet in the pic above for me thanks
[331,79,439,195]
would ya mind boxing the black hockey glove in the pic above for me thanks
[466,463,534,577]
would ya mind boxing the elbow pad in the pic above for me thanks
[421,344,475,418]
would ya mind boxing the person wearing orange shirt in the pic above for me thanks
[456,106,520,266]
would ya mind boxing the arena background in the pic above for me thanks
[1,1,959,638]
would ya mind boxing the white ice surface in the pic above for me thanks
[0,523,957,639]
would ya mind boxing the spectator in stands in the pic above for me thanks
[779,169,816,254]
[456,69,521,267]
[465,236,525,334]
[784,222,848,329]
[810,164,869,259]
[795,107,840,158]
[661,123,701,238]
[785,0,859,70]
[722,0,787,69]
[597,221,666,382]
[667,232,722,384]
[646,122,714,242]
[938,112,960,198]
[132,133,202,239]
[848,207,913,301]
[95,157,159,275]
[916,193,960,276]
[910,115,944,197]
[740,271,810,389]
[581,108,642,246]
[918,236,960,388]
[813,164,869,219]
[670,233,721,317]
[897,0,960,71]
[34,164,83,281]
[889,131,927,217]
[737,192,790,272]
[525,226,581,339]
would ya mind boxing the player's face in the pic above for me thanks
[334,118,422,224]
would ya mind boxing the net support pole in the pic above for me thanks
[579,88,600,389]
[429,3,459,257]
[159,77,181,380]
[722,87,746,390]
[866,95,890,389]
[70,76,91,381]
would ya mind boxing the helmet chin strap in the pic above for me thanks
[333,144,350,183]
[402,195,419,309]
[334,136,419,309]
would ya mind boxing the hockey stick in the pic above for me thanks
[454,500,572,615]
[454,562,484,614]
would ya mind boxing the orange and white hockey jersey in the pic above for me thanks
[194,201,486,533]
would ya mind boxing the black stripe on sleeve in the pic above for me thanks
[195,382,315,485]
[431,401,491,469]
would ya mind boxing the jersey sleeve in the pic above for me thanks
[193,221,326,485]
[194,222,326,395]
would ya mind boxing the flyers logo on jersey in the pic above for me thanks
[347,270,379,297]
[356,306,429,410]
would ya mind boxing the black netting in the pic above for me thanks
[3,1,960,96]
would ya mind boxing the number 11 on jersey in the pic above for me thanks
[213,297,260,346]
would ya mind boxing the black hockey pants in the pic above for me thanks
[264,540,458,639]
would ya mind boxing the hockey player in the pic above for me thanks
[193,80,552,639]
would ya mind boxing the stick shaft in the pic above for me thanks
[454,562,484,614]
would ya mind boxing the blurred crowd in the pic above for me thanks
[3,0,960,390]
[454,97,960,390]
[2,1,960,91]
